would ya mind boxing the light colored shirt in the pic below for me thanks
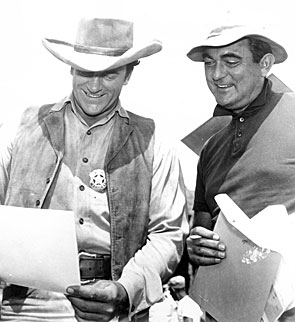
[47,95,122,255]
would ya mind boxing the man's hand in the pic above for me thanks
[187,226,226,266]
[66,280,129,321]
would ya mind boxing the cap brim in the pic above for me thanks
[187,28,287,64]
[42,38,162,71]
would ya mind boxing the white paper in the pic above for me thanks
[214,194,295,321]
[215,194,295,265]
[0,205,80,293]
[190,199,281,322]
[215,194,286,251]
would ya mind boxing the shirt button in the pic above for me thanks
[239,117,245,123]
[79,218,84,225]
[237,131,242,137]
[82,157,88,163]
[35,200,41,206]
[79,185,85,191]
[86,130,91,135]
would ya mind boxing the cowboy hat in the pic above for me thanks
[42,17,162,72]
[187,24,287,64]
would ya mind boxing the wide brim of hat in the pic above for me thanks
[42,38,162,72]
[187,29,287,64]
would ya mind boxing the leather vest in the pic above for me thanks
[5,102,155,281]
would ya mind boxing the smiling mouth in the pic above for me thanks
[216,84,233,89]
[83,90,105,99]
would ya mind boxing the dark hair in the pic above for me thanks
[126,60,140,74]
[245,37,273,63]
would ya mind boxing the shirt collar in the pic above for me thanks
[213,78,270,117]
[50,95,71,112]
[49,92,129,122]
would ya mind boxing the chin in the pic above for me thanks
[216,98,236,109]
[217,101,231,108]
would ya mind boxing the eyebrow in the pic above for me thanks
[202,52,243,60]
[221,53,243,60]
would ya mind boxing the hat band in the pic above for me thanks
[74,44,130,56]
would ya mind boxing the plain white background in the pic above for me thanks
[0,0,294,189]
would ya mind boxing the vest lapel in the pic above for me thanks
[105,116,133,167]
[42,109,66,155]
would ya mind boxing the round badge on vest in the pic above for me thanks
[89,169,107,193]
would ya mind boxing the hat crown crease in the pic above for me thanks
[75,18,133,54]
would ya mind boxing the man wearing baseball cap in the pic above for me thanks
[0,17,188,321]
[185,24,295,321]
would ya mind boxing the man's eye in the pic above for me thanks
[103,73,118,80]
[226,60,239,67]
[204,60,215,66]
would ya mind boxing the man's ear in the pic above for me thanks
[259,53,275,77]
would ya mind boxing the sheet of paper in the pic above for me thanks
[0,205,80,293]
[216,195,295,322]
[214,194,290,253]
[189,194,284,322]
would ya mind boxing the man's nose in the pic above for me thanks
[88,76,102,92]
[212,62,226,80]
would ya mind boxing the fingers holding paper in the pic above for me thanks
[187,226,226,266]
[66,279,129,321]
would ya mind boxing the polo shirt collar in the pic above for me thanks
[213,78,270,117]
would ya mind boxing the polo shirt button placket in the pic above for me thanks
[237,116,245,139]
[232,116,245,155]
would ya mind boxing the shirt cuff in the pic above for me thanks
[118,265,163,317]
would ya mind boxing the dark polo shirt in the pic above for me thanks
[194,79,295,221]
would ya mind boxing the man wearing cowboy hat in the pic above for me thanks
[0,17,188,321]
[185,25,295,321]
